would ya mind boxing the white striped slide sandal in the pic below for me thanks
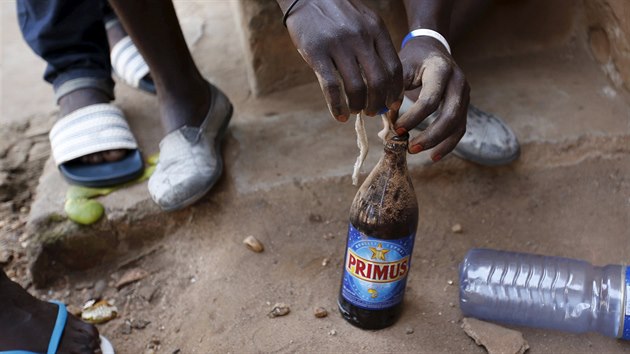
[110,36,156,94]
[49,103,144,187]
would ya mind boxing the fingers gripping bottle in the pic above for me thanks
[338,133,419,330]
[460,248,630,339]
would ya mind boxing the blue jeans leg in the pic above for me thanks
[17,0,115,102]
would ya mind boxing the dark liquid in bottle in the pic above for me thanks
[338,134,419,330]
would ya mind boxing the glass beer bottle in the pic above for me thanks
[338,133,419,329]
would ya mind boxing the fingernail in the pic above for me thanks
[432,154,442,162]
[337,114,349,122]
[395,127,407,136]
[410,144,423,154]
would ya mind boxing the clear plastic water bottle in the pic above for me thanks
[459,248,630,339]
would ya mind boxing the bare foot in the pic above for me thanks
[0,271,100,353]
[58,87,128,164]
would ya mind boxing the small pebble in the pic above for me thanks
[322,233,334,240]
[313,307,328,318]
[328,329,337,336]
[120,320,132,335]
[268,303,290,318]
[451,223,463,233]
[405,327,414,335]
[131,319,151,329]
[243,235,264,253]
[308,213,323,223]
[449,302,455,308]
[321,258,329,267]
[447,280,454,285]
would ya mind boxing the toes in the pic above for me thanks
[80,154,100,164]
[88,154,103,164]
[80,150,128,164]
[102,149,126,162]
[66,317,100,353]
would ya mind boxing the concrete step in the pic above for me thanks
[25,108,630,286]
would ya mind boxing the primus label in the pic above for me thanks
[341,224,415,310]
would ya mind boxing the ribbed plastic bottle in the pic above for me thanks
[459,248,630,339]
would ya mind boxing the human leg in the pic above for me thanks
[17,0,136,166]
[0,270,100,353]
[101,1,156,94]
[108,0,211,132]
[108,0,233,210]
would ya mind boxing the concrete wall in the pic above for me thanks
[233,0,630,96]
[231,0,407,97]
[454,0,578,60]
[231,0,312,96]
[584,0,630,92]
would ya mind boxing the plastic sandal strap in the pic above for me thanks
[0,302,67,354]
[49,103,138,166]
[47,301,68,354]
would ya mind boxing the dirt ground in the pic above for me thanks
[2,1,630,354]
[2,138,629,353]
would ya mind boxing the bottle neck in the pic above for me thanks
[383,134,409,168]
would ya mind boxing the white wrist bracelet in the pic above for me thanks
[401,28,451,55]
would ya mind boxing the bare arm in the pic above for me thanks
[396,0,470,161]
[276,0,403,121]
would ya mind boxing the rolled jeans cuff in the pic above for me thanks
[54,77,115,103]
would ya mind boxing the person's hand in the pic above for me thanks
[394,37,470,161]
[283,0,403,121]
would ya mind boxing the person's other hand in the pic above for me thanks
[284,0,403,121]
[394,37,470,161]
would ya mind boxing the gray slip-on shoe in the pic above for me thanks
[148,82,233,211]
[399,96,520,166]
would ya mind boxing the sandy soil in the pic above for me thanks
[1,1,630,353]
[3,149,628,353]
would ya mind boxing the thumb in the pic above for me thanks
[400,55,422,92]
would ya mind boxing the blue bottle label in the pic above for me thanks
[341,223,415,310]
[623,266,630,340]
